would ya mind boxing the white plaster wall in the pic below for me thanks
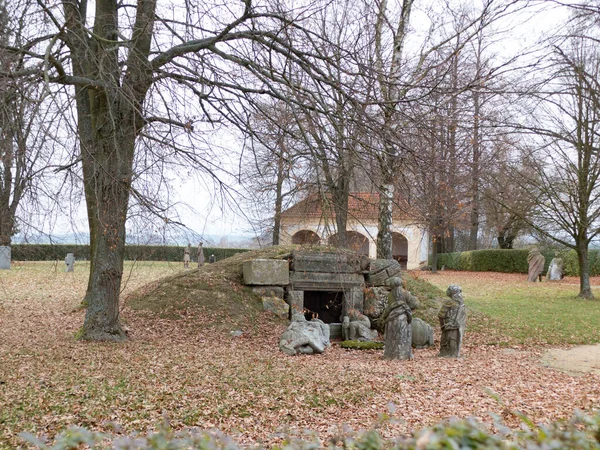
[280,217,429,268]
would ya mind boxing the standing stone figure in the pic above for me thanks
[183,243,191,268]
[546,252,564,281]
[381,277,417,360]
[197,242,205,268]
[65,253,75,273]
[438,284,467,358]
[209,254,216,264]
[527,248,545,282]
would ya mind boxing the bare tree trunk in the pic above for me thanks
[577,239,593,299]
[469,84,481,251]
[377,182,394,259]
[431,234,438,274]
[272,150,284,246]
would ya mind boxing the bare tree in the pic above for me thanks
[515,36,600,298]
[3,0,353,340]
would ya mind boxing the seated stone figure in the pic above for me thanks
[279,313,331,356]
[547,253,564,281]
[341,309,373,342]
[438,284,467,357]
[381,277,416,360]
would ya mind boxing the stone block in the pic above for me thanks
[262,297,290,319]
[291,252,362,273]
[243,259,289,285]
[290,271,364,290]
[0,246,10,270]
[288,290,304,313]
[329,322,343,339]
[251,286,285,299]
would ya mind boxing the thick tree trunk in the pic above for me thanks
[577,240,593,299]
[431,234,438,274]
[332,177,350,249]
[377,183,394,259]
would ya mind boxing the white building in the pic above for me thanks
[279,192,429,270]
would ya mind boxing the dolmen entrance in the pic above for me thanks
[242,250,464,359]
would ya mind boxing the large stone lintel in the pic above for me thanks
[291,252,366,273]
[290,271,364,291]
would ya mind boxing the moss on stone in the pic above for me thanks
[340,340,384,350]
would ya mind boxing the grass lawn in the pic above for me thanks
[417,270,600,346]
[2,255,600,448]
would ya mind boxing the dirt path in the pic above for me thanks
[542,344,600,375]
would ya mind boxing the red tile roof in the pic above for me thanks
[281,192,410,220]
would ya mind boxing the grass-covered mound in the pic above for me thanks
[126,245,444,331]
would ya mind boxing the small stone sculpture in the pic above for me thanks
[197,242,205,268]
[183,243,191,268]
[438,284,467,357]
[65,253,75,273]
[341,309,374,342]
[411,317,434,349]
[527,248,545,282]
[279,313,331,355]
[547,252,564,281]
[209,254,216,264]
[381,277,416,360]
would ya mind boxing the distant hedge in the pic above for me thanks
[435,248,600,276]
[8,244,249,262]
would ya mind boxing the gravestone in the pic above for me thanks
[0,246,10,270]
[65,253,75,272]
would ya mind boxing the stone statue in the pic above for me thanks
[341,309,374,342]
[438,284,467,358]
[381,277,416,360]
[183,243,191,268]
[279,313,331,355]
[527,248,545,282]
[209,254,216,264]
[197,242,205,268]
[546,252,564,281]
[65,253,75,273]
[411,318,434,349]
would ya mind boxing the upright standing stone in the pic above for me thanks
[183,243,191,268]
[381,277,414,360]
[438,284,467,358]
[527,248,545,282]
[546,252,564,280]
[197,242,205,268]
[0,246,10,270]
[65,253,75,272]
[209,254,216,264]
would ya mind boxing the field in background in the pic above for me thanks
[418,270,600,346]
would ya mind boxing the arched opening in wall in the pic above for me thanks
[328,231,369,256]
[392,232,408,269]
[292,230,321,245]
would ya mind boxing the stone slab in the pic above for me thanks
[0,246,10,270]
[290,271,364,290]
[329,323,343,339]
[288,290,304,314]
[291,252,362,273]
[243,259,289,285]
